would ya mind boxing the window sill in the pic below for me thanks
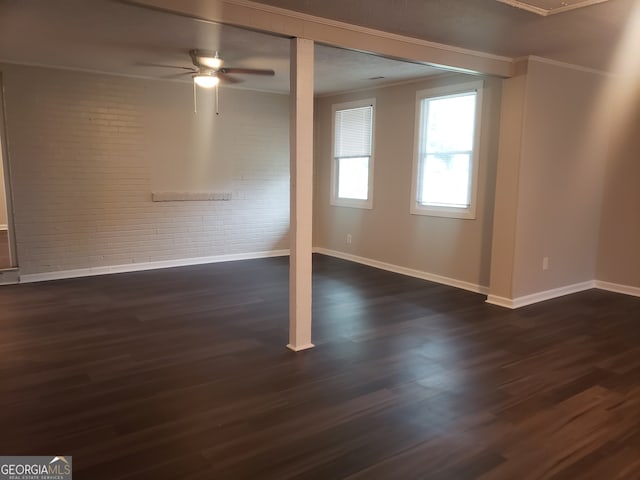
[331,198,373,210]
[410,204,476,219]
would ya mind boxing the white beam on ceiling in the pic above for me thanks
[123,0,515,78]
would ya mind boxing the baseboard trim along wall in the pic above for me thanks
[313,247,489,295]
[0,224,7,230]
[0,268,19,285]
[595,280,640,298]
[486,281,596,309]
[19,250,290,283]
[14,247,640,307]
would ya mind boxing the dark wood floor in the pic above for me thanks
[0,229,9,268]
[1,255,639,479]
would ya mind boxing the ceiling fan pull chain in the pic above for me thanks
[193,81,197,114]
[216,84,219,115]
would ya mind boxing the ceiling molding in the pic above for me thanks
[123,0,515,78]
[496,0,610,16]
[524,55,620,77]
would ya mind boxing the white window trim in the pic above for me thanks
[330,98,376,209]
[410,81,483,219]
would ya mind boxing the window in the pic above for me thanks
[331,99,375,209]
[411,81,483,219]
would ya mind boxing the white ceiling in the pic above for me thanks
[2,0,634,95]
[0,0,443,95]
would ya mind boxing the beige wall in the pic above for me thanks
[314,74,503,288]
[513,60,609,297]
[3,58,636,296]
[1,64,290,275]
[490,59,611,299]
[597,93,640,288]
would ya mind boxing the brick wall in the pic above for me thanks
[1,64,290,275]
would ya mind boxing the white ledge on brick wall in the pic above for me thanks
[151,192,232,202]
[19,250,289,283]
[0,269,20,285]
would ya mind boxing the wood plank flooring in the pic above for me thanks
[0,230,9,268]
[1,254,639,479]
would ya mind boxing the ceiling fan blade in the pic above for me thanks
[217,73,243,85]
[138,62,196,72]
[220,67,275,76]
[163,71,195,79]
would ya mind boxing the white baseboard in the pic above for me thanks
[286,343,315,352]
[313,247,489,295]
[19,249,290,283]
[595,280,640,298]
[484,295,515,309]
[486,281,596,309]
[15,245,640,308]
[0,268,19,285]
[0,224,7,230]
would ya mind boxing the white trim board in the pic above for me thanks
[524,55,616,78]
[222,0,512,63]
[15,246,640,306]
[19,250,290,283]
[313,247,489,295]
[0,224,7,230]
[0,269,19,285]
[486,281,597,309]
[595,280,640,298]
[486,280,640,309]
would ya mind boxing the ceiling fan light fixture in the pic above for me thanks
[194,73,220,88]
[199,55,223,69]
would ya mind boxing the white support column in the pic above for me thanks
[287,37,315,352]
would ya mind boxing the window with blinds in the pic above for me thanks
[331,99,375,209]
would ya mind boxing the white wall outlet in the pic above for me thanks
[346,233,352,244]
[542,257,549,271]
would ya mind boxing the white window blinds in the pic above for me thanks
[334,106,373,158]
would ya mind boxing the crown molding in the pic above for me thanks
[522,55,618,77]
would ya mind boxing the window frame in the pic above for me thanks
[330,98,376,209]
[410,81,483,219]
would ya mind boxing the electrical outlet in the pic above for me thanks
[346,234,352,244]
[542,257,549,271]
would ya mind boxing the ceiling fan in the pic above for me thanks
[155,49,276,114]
[184,49,275,87]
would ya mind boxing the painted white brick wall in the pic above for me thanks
[2,65,290,275]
